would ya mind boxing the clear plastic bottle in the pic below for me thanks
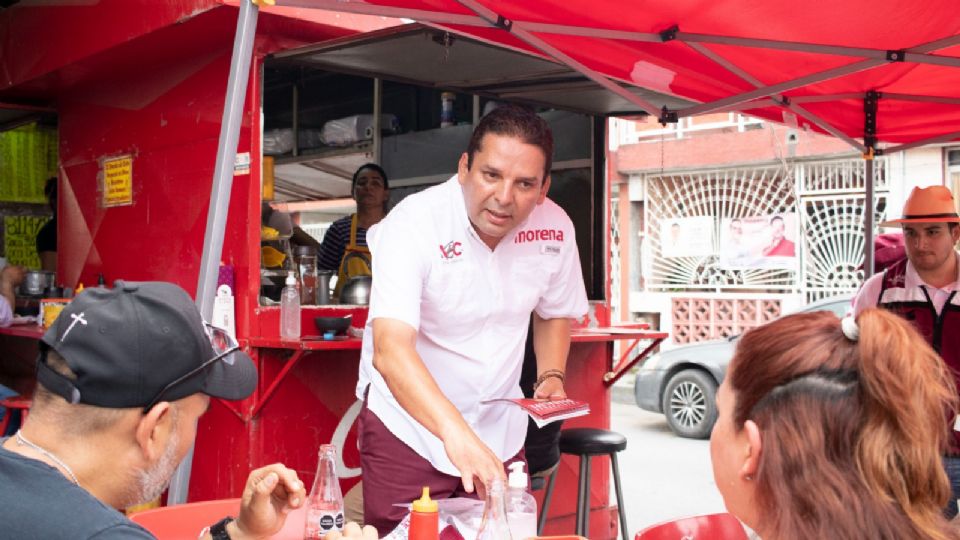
[505,463,537,540]
[305,444,345,539]
[475,479,514,540]
[280,271,300,340]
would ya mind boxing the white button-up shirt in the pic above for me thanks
[356,176,589,476]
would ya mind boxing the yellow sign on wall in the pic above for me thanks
[4,215,46,269]
[102,155,133,207]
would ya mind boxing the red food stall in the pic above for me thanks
[0,2,668,538]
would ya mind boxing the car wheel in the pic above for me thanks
[662,369,718,439]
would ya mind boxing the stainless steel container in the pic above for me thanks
[339,275,372,305]
[18,270,55,297]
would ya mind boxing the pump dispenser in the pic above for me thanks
[505,463,537,540]
[408,486,439,540]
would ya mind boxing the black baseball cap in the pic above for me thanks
[37,280,257,409]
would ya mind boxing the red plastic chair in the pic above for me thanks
[129,498,307,539]
[0,395,32,435]
[634,513,749,540]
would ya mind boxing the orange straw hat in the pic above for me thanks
[880,185,960,226]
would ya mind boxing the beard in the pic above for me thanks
[135,428,181,506]
[120,417,182,509]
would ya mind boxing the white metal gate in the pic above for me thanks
[633,157,889,341]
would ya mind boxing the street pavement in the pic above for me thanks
[609,391,728,534]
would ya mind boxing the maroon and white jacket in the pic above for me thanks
[855,256,960,453]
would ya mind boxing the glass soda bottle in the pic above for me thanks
[305,444,345,539]
[475,479,514,540]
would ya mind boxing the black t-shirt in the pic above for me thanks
[0,440,155,539]
[36,216,56,253]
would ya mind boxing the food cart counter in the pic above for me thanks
[190,303,666,539]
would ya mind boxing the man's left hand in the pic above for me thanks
[533,377,566,400]
[229,463,306,540]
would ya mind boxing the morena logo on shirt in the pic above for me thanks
[439,240,463,260]
[514,228,565,244]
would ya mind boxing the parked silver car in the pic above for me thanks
[634,295,852,439]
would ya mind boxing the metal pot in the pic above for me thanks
[339,275,372,305]
[19,270,55,297]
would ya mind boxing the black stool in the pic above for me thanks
[539,428,629,540]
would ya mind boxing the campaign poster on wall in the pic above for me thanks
[718,213,798,270]
[660,216,715,259]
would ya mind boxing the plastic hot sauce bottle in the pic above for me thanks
[304,444,345,539]
[408,486,439,540]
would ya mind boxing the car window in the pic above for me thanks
[803,299,851,318]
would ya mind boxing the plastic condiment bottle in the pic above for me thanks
[408,486,439,540]
[505,463,537,540]
[280,271,300,340]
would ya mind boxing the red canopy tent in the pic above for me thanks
[256,0,960,278]
[175,0,960,504]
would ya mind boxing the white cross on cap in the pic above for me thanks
[61,312,88,341]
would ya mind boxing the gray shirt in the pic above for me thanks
[0,439,155,539]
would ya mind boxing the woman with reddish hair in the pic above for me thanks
[711,308,960,539]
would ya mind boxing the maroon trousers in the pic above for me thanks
[358,399,527,534]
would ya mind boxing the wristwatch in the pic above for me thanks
[209,516,234,540]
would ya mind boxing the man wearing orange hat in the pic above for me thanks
[853,185,960,516]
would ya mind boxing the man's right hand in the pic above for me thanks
[442,423,505,494]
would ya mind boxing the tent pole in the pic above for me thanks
[169,0,261,506]
[865,155,875,277]
[862,91,879,278]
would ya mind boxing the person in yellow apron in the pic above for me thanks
[317,163,389,300]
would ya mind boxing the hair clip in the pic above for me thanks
[841,315,859,342]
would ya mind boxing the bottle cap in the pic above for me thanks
[508,461,527,489]
[285,271,296,286]
[411,486,438,513]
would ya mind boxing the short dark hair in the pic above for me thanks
[770,215,785,225]
[351,163,388,191]
[466,104,553,179]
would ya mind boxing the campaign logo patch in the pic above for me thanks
[439,240,463,261]
[514,228,564,244]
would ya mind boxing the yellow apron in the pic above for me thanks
[334,214,372,299]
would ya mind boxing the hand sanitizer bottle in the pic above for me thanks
[280,271,300,340]
[506,462,537,540]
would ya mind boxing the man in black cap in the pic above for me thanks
[0,281,306,539]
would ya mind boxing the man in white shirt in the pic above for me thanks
[356,105,589,532]
[852,185,960,517]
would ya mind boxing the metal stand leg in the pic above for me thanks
[577,455,592,536]
[611,452,629,540]
[538,468,558,535]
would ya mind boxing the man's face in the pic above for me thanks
[458,134,549,249]
[129,394,209,506]
[902,222,960,273]
[730,221,743,240]
[771,219,785,240]
[353,168,388,209]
